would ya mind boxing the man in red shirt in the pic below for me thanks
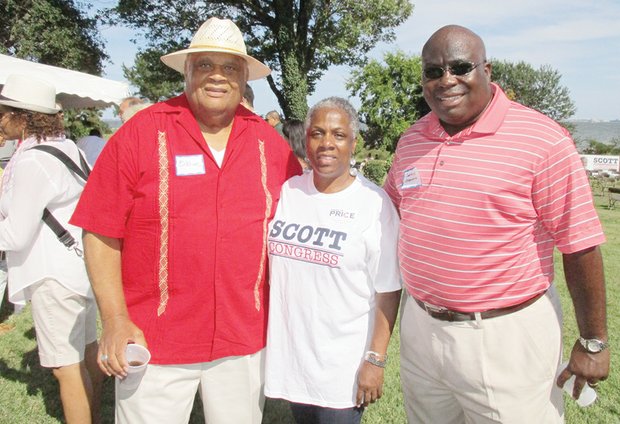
[71,17,300,423]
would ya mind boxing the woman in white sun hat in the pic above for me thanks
[0,74,102,424]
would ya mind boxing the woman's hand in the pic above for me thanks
[355,361,385,408]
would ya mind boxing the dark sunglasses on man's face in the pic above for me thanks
[423,61,484,80]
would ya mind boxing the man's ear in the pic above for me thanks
[484,61,492,81]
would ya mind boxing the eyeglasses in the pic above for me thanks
[423,61,484,80]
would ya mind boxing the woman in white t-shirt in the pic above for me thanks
[265,97,402,424]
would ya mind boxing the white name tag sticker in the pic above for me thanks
[175,155,206,176]
[401,167,422,189]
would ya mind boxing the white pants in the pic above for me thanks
[29,278,97,367]
[116,349,265,424]
[400,287,564,424]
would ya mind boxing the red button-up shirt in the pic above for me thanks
[72,95,301,363]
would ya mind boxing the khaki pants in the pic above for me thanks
[116,349,265,424]
[400,287,564,424]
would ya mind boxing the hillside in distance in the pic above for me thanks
[570,120,620,144]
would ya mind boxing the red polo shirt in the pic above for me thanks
[71,95,301,363]
[384,84,605,312]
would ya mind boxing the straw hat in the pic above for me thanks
[0,74,61,114]
[160,17,271,81]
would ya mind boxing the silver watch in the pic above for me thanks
[579,337,609,353]
[364,351,388,368]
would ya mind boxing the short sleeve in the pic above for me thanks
[70,120,145,238]
[531,130,605,253]
[365,191,402,293]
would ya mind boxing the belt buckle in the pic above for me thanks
[422,302,449,315]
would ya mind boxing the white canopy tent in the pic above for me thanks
[0,54,130,109]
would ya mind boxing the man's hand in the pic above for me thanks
[556,339,610,399]
[97,315,146,377]
[560,247,609,399]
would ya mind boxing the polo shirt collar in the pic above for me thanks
[423,83,510,139]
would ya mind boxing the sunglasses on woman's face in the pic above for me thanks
[423,61,484,80]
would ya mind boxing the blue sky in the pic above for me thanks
[95,0,620,120]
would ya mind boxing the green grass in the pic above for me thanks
[1,194,618,423]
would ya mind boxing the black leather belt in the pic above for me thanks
[413,292,546,322]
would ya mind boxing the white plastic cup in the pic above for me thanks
[118,344,151,390]
[557,362,597,407]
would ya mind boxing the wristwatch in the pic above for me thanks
[364,351,388,368]
[579,337,609,353]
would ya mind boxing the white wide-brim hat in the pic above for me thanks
[0,74,61,114]
[160,17,271,81]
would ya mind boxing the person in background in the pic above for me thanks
[266,110,284,136]
[241,83,255,111]
[121,102,153,124]
[0,74,102,424]
[70,17,301,424]
[265,97,401,424]
[76,128,106,166]
[118,96,145,123]
[384,25,608,423]
[282,118,309,171]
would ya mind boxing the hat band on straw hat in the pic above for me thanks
[189,44,246,53]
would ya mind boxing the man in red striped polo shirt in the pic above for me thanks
[385,25,609,423]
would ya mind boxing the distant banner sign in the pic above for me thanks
[580,155,620,171]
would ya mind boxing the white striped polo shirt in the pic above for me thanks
[384,84,606,312]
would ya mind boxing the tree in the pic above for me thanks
[1,0,107,74]
[1,0,110,138]
[612,137,620,155]
[348,54,578,152]
[582,139,620,155]
[124,46,184,102]
[490,60,576,122]
[347,51,428,152]
[101,0,413,119]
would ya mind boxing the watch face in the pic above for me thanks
[581,338,607,353]
[588,340,603,352]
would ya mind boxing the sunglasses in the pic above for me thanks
[423,61,484,80]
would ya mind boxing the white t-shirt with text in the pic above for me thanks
[264,172,401,408]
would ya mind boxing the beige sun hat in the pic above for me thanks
[160,17,271,81]
[0,74,61,114]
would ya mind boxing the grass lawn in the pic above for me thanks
[0,195,617,423]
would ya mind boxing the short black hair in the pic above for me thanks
[282,119,306,160]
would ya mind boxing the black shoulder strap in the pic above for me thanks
[30,144,91,181]
[41,208,78,249]
[29,144,88,257]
